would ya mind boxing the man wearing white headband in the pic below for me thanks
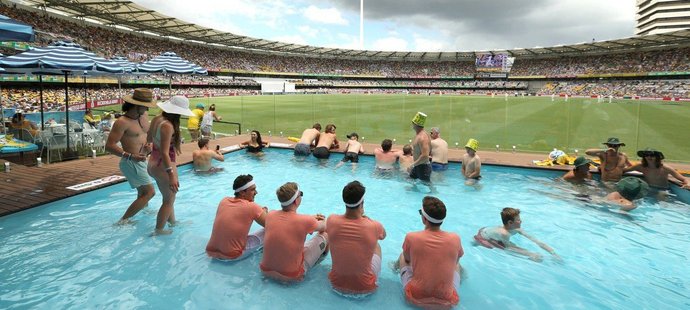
[260,182,328,282]
[326,181,386,295]
[397,196,463,308]
[206,174,268,261]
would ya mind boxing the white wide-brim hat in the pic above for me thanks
[157,95,194,116]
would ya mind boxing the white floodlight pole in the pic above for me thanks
[360,0,364,49]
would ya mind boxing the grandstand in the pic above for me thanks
[1,0,690,161]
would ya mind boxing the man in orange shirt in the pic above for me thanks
[397,196,463,308]
[205,174,268,260]
[260,182,328,282]
[327,181,386,295]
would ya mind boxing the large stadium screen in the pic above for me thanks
[475,53,508,72]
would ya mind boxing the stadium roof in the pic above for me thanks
[19,0,690,60]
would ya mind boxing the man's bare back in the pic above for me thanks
[193,148,224,172]
[299,128,320,146]
[316,133,339,149]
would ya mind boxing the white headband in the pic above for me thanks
[234,180,256,193]
[345,195,364,208]
[421,207,444,224]
[280,186,301,207]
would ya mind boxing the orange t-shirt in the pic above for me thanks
[260,211,318,281]
[326,215,385,294]
[205,197,264,259]
[402,230,463,308]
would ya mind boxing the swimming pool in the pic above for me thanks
[1,148,689,309]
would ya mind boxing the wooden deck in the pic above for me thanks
[2,134,689,217]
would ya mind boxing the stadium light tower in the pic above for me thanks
[360,0,364,49]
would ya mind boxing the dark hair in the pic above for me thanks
[209,104,216,112]
[122,101,135,112]
[325,124,336,133]
[641,155,662,168]
[161,112,181,153]
[313,123,322,130]
[403,144,412,155]
[233,174,254,197]
[422,196,446,227]
[342,181,365,208]
[11,113,22,124]
[501,207,520,226]
[251,130,263,146]
[381,139,392,152]
[198,138,210,149]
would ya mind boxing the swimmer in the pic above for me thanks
[475,207,559,262]
[563,156,593,183]
[192,138,224,173]
[462,139,482,185]
[398,144,414,173]
[606,177,649,211]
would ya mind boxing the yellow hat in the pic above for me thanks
[465,138,479,151]
[411,112,427,127]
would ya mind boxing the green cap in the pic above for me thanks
[574,156,592,167]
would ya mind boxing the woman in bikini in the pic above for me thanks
[147,96,194,235]
[241,130,269,156]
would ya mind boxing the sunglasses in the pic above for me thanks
[607,144,621,148]
[300,191,304,197]
[418,209,422,215]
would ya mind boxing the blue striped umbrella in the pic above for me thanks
[0,14,34,42]
[137,52,207,75]
[0,41,124,158]
[0,41,124,74]
[109,56,138,73]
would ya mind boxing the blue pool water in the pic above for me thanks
[1,148,689,309]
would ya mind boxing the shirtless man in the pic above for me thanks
[105,88,156,224]
[313,124,339,159]
[294,123,321,156]
[563,156,593,183]
[624,148,690,190]
[586,137,632,182]
[192,138,225,173]
[462,139,482,185]
[374,139,400,171]
[429,127,449,171]
[408,112,432,183]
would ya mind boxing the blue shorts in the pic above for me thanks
[294,143,311,156]
[431,162,448,171]
[119,158,152,189]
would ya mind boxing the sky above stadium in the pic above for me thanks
[133,0,636,52]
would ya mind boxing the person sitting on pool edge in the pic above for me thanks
[326,181,386,295]
[260,182,328,282]
[462,138,482,185]
[474,207,559,262]
[623,148,690,190]
[335,132,364,170]
[396,196,463,308]
[205,174,268,261]
[606,176,650,211]
[192,138,224,173]
[563,156,594,183]
[313,124,339,159]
